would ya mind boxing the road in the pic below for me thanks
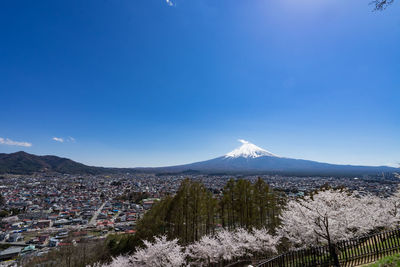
[88,202,106,226]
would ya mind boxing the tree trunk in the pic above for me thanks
[329,243,340,267]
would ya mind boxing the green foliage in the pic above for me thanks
[106,234,142,256]
[74,178,285,264]
[221,178,284,231]
[368,254,400,267]
[133,179,215,244]
[125,177,284,251]
[117,191,151,204]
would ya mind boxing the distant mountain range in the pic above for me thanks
[0,141,398,176]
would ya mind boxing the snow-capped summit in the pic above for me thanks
[148,139,398,175]
[225,139,278,158]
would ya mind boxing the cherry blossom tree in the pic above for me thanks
[186,227,280,266]
[93,256,132,267]
[132,236,185,267]
[373,188,400,229]
[279,190,388,267]
[215,228,243,261]
[233,228,279,257]
[97,235,185,267]
[252,227,280,255]
[98,228,279,267]
[186,235,222,265]
[94,188,400,267]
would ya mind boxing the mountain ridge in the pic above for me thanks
[141,140,399,176]
[0,151,112,175]
[0,140,398,176]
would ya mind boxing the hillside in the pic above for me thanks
[0,151,110,175]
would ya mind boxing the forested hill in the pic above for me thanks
[0,151,114,175]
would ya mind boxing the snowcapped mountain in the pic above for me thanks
[2,141,398,176]
[155,140,398,176]
[225,139,278,158]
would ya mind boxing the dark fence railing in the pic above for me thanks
[256,228,400,267]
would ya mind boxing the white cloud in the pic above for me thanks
[0,137,32,147]
[166,0,174,6]
[52,137,64,143]
[52,136,76,143]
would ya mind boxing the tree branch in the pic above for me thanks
[371,0,394,11]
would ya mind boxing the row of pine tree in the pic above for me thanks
[135,178,285,245]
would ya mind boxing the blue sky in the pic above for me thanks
[0,0,399,168]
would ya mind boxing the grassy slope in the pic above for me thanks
[367,254,400,267]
